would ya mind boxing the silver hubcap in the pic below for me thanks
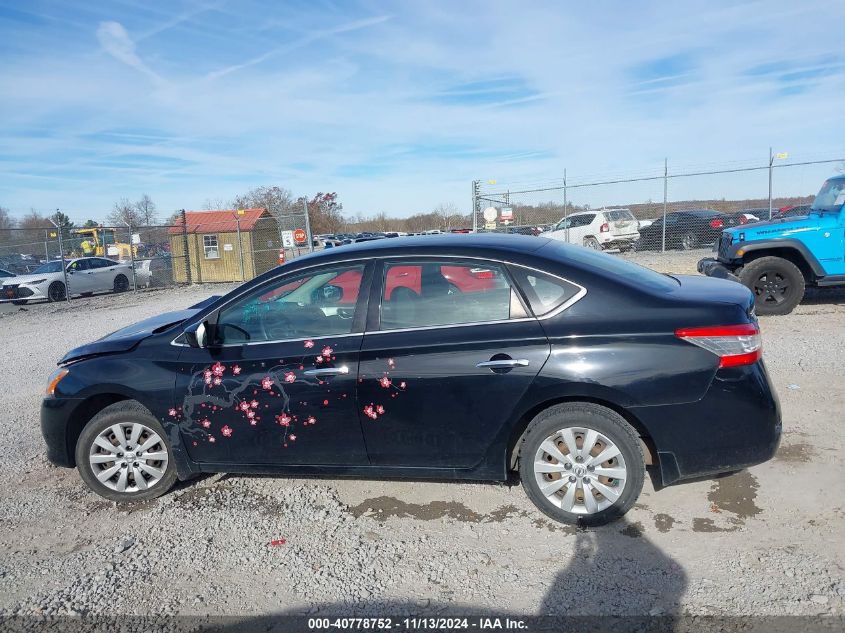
[88,423,168,493]
[533,426,627,515]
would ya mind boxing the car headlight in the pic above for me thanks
[25,278,47,285]
[46,368,69,396]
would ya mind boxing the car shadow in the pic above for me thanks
[183,518,688,631]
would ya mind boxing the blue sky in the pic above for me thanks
[1,0,844,222]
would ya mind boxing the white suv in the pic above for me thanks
[542,208,640,251]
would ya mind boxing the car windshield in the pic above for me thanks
[544,241,679,291]
[810,178,845,212]
[32,261,62,274]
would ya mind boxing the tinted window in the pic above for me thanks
[91,258,114,269]
[510,266,582,315]
[603,210,634,221]
[380,260,523,330]
[544,241,679,291]
[68,259,90,271]
[33,261,62,274]
[215,265,365,344]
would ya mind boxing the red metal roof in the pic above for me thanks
[168,208,268,234]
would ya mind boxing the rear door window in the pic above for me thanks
[379,260,527,330]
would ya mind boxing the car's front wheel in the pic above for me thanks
[75,401,177,502]
[739,256,805,316]
[518,403,645,526]
[47,281,66,302]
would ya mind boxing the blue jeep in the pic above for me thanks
[698,175,845,315]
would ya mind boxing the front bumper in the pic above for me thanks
[41,397,84,467]
[697,257,740,282]
[0,284,47,302]
[630,361,781,486]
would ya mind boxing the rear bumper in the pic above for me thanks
[41,397,83,467]
[630,361,781,486]
[697,257,740,282]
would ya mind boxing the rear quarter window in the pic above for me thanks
[509,266,583,316]
[603,210,634,221]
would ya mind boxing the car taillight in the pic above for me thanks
[675,323,761,368]
[709,219,724,229]
[469,268,495,279]
[600,222,609,233]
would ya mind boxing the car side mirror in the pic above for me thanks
[184,321,209,348]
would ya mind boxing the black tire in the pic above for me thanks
[75,401,178,502]
[113,274,129,293]
[11,299,27,305]
[739,256,805,316]
[583,237,602,250]
[680,232,699,250]
[517,402,645,526]
[47,281,66,302]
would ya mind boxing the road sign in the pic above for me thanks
[500,207,513,220]
[482,207,498,222]
[484,221,497,230]
[294,228,307,244]
[281,230,294,248]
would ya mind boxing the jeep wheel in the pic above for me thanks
[583,237,602,250]
[739,256,805,316]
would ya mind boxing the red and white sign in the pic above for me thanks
[293,228,307,244]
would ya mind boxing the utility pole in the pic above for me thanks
[125,221,138,292]
[302,197,314,253]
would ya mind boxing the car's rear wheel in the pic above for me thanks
[113,274,129,293]
[680,232,699,250]
[47,281,66,302]
[75,401,177,502]
[739,256,805,316]
[583,237,601,250]
[518,402,645,526]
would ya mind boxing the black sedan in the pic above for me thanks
[637,209,730,250]
[41,234,780,525]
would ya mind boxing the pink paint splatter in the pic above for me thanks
[208,436,216,443]
[201,418,211,429]
[261,376,274,390]
[284,372,296,383]
[213,377,222,386]
[277,413,291,427]
[250,399,259,409]
[379,375,392,389]
[221,425,233,437]
[307,416,316,425]
[239,401,250,412]
[376,405,385,415]
[289,434,297,441]
[304,340,314,349]
[321,346,333,358]
[212,362,225,377]
[168,408,178,417]
[232,365,242,375]
[399,381,407,389]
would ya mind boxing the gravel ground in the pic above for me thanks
[0,254,843,619]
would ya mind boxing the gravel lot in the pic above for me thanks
[0,251,843,619]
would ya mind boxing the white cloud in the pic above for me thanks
[96,21,164,86]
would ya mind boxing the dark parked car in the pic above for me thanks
[0,268,15,279]
[778,204,812,218]
[637,209,726,250]
[41,234,780,525]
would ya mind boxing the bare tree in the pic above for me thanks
[19,209,52,229]
[106,198,136,226]
[233,186,295,219]
[202,197,229,211]
[0,206,15,231]
[133,194,157,225]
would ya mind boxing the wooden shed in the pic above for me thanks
[169,208,281,283]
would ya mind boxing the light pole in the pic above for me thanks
[768,148,788,219]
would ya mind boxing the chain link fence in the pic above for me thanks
[472,153,844,253]
[0,206,314,305]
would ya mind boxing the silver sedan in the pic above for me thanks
[0,257,134,304]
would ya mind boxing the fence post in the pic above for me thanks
[180,209,192,285]
[49,217,70,303]
[302,198,314,253]
[563,169,569,244]
[235,214,245,281]
[471,180,479,233]
[43,229,49,262]
[662,158,668,253]
[126,222,138,292]
[768,146,774,220]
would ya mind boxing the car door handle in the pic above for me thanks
[476,359,530,369]
[303,366,350,377]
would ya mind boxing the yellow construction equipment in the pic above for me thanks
[70,228,138,259]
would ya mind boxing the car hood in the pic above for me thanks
[725,213,836,239]
[1,271,57,285]
[58,295,221,364]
